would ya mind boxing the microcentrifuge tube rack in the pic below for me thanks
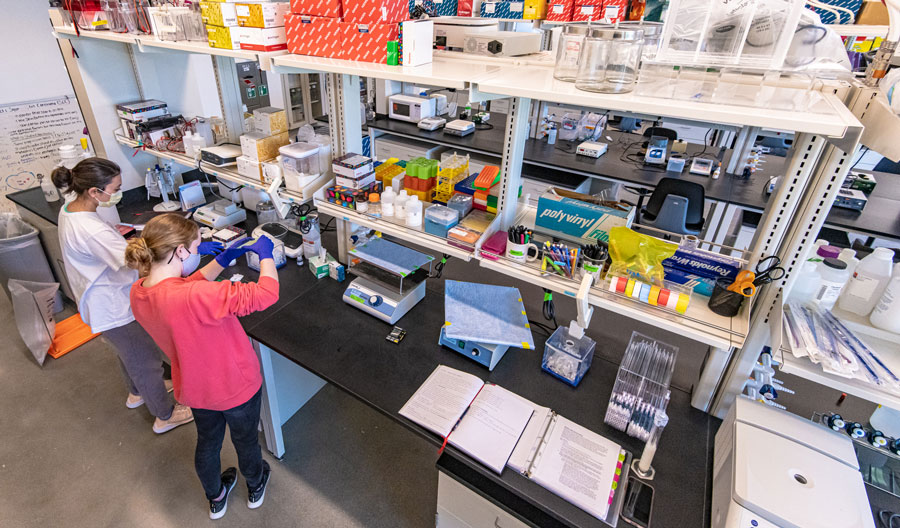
[605,331,678,442]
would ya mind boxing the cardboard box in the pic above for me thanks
[857,0,889,24]
[481,0,524,18]
[285,14,343,57]
[207,24,243,49]
[571,0,625,20]
[343,0,407,24]
[200,1,239,26]
[545,0,574,21]
[238,26,288,50]
[237,155,265,181]
[333,153,374,178]
[235,1,290,27]
[290,0,343,16]
[240,131,289,161]
[309,252,336,278]
[336,171,377,189]
[523,0,546,18]
[340,22,399,62]
[407,0,457,16]
[534,188,634,243]
[400,19,433,66]
[253,107,288,135]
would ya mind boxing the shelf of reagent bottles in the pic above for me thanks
[313,199,480,261]
[477,204,750,350]
[53,26,287,69]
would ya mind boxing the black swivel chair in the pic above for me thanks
[641,127,678,142]
[639,178,706,236]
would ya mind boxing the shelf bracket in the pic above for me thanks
[574,273,594,332]
[468,83,509,104]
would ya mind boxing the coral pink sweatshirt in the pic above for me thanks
[130,273,279,411]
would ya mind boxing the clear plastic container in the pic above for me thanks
[575,26,644,94]
[839,247,895,316]
[280,142,322,192]
[424,204,460,238]
[619,21,663,62]
[871,266,900,334]
[554,24,592,82]
[256,200,278,225]
[815,257,849,310]
[447,194,473,218]
[542,325,596,386]
[246,236,287,270]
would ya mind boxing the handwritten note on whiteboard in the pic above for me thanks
[0,95,87,212]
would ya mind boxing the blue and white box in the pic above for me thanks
[409,0,459,16]
[480,0,525,19]
[534,188,634,243]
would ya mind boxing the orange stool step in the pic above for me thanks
[48,313,101,359]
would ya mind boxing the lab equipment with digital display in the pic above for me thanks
[418,117,447,131]
[252,222,304,259]
[438,280,535,371]
[444,120,475,137]
[689,157,715,176]
[644,136,668,165]
[576,141,609,158]
[343,237,434,324]
[193,199,247,229]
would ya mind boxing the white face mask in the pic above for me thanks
[96,188,123,207]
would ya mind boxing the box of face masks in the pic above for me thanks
[534,188,634,244]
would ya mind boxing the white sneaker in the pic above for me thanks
[125,380,174,409]
[153,404,194,434]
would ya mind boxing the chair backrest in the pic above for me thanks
[642,127,678,142]
[642,178,706,234]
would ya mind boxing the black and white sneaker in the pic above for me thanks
[209,467,237,520]
[247,461,271,509]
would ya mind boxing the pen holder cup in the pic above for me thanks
[582,254,608,281]
[506,241,539,264]
[708,278,746,317]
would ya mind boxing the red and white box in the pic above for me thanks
[571,0,626,21]
[340,22,398,62]
[342,0,407,24]
[290,0,343,18]
[285,14,343,57]
[456,0,473,15]
[239,27,288,51]
[545,0,574,21]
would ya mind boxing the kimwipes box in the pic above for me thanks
[534,188,634,244]
[343,0,407,24]
[290,0,343,17]
[235,1,291,27]
[341,22,399,62]
[285,14,342,57]
[239,26,288,50]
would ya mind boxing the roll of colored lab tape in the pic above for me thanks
[639,283,651,303]
[657,289,671,307]
[625,279,635,297]
[649,286,660,306]
[665,291,680,310]
[609,277,619,292]
[675,293,689,314]
[631,281,644,299]
[615,277,627,293]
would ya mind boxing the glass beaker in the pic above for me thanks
[553,23,592,82]
[256,200,278,225]
[619,21,662,62]
[575,27,644,94]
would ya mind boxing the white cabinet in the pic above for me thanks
[436,472,531,528]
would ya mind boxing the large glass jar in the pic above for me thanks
[575,27,644,94]
[553,24,593,82]
[619,21,663,62]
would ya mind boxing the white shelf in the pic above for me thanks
[825,24,889,37]
[473,66,861,137]
[314,199,477,261]
[54,27,287,69]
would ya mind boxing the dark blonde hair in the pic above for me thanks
[125,213,200,277]
[51,157,120,196]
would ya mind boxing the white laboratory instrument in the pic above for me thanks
[418,117,447,131]
[252,222,304,259]
[433,17,499,50]
[690,157,715,176]
[153,165,181,212]
[444,120,475,137]
[463,31,542,57]
[193,199,247,229]
[430,93,448,115]
[712,398,874,528]
[388,94,436,123]
[576,141,608,158]
[200,144,242,167]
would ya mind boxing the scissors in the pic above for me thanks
[753,255,786,286]
[727,270,757,297]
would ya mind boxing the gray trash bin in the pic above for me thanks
[0,213,62,312]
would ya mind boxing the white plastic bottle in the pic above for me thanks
[183,132,196,158]
[405,195,422,227]
[815,258,850,310]
[839,247,894,316]
[808,239,830,263]
[838,248,860,276]
[302,216,322,259]
[396,190,409,220]
[39,174,60,202]
[381,187,395,217]
[788,261,822,303]
[870,264,900,333]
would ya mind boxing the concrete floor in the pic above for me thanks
[0,294,438,528]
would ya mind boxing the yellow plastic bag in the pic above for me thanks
[608,227,677,286]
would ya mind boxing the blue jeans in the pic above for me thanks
[192,389,264,499]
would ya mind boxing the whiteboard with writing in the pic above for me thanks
[0,95,87,212]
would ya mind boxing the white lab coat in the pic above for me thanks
[58,205,137,333]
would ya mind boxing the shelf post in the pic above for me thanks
[498,97,532,229]
[212,55,245,143]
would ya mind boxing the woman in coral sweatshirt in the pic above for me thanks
[124,213,279,520]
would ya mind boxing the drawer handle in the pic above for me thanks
[494,517,509,528]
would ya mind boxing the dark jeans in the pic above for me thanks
[192,389,264,499]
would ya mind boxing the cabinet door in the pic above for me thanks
[436,472,531,528]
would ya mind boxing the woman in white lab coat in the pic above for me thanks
[52,157,195,434]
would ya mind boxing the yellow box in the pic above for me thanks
[235,2,290,28]
[206,24,242,49]
[523,0,546,19]
[240,131,289,162]
[200,1,238,26]
[253,106,288,136]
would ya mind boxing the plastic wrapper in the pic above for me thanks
[783,10,852,74]
[9,279,59,366]
[607,227,678,286]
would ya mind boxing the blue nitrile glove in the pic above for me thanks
[198,241,225,256]
[246,236,275,261]
[214,237,253,267]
